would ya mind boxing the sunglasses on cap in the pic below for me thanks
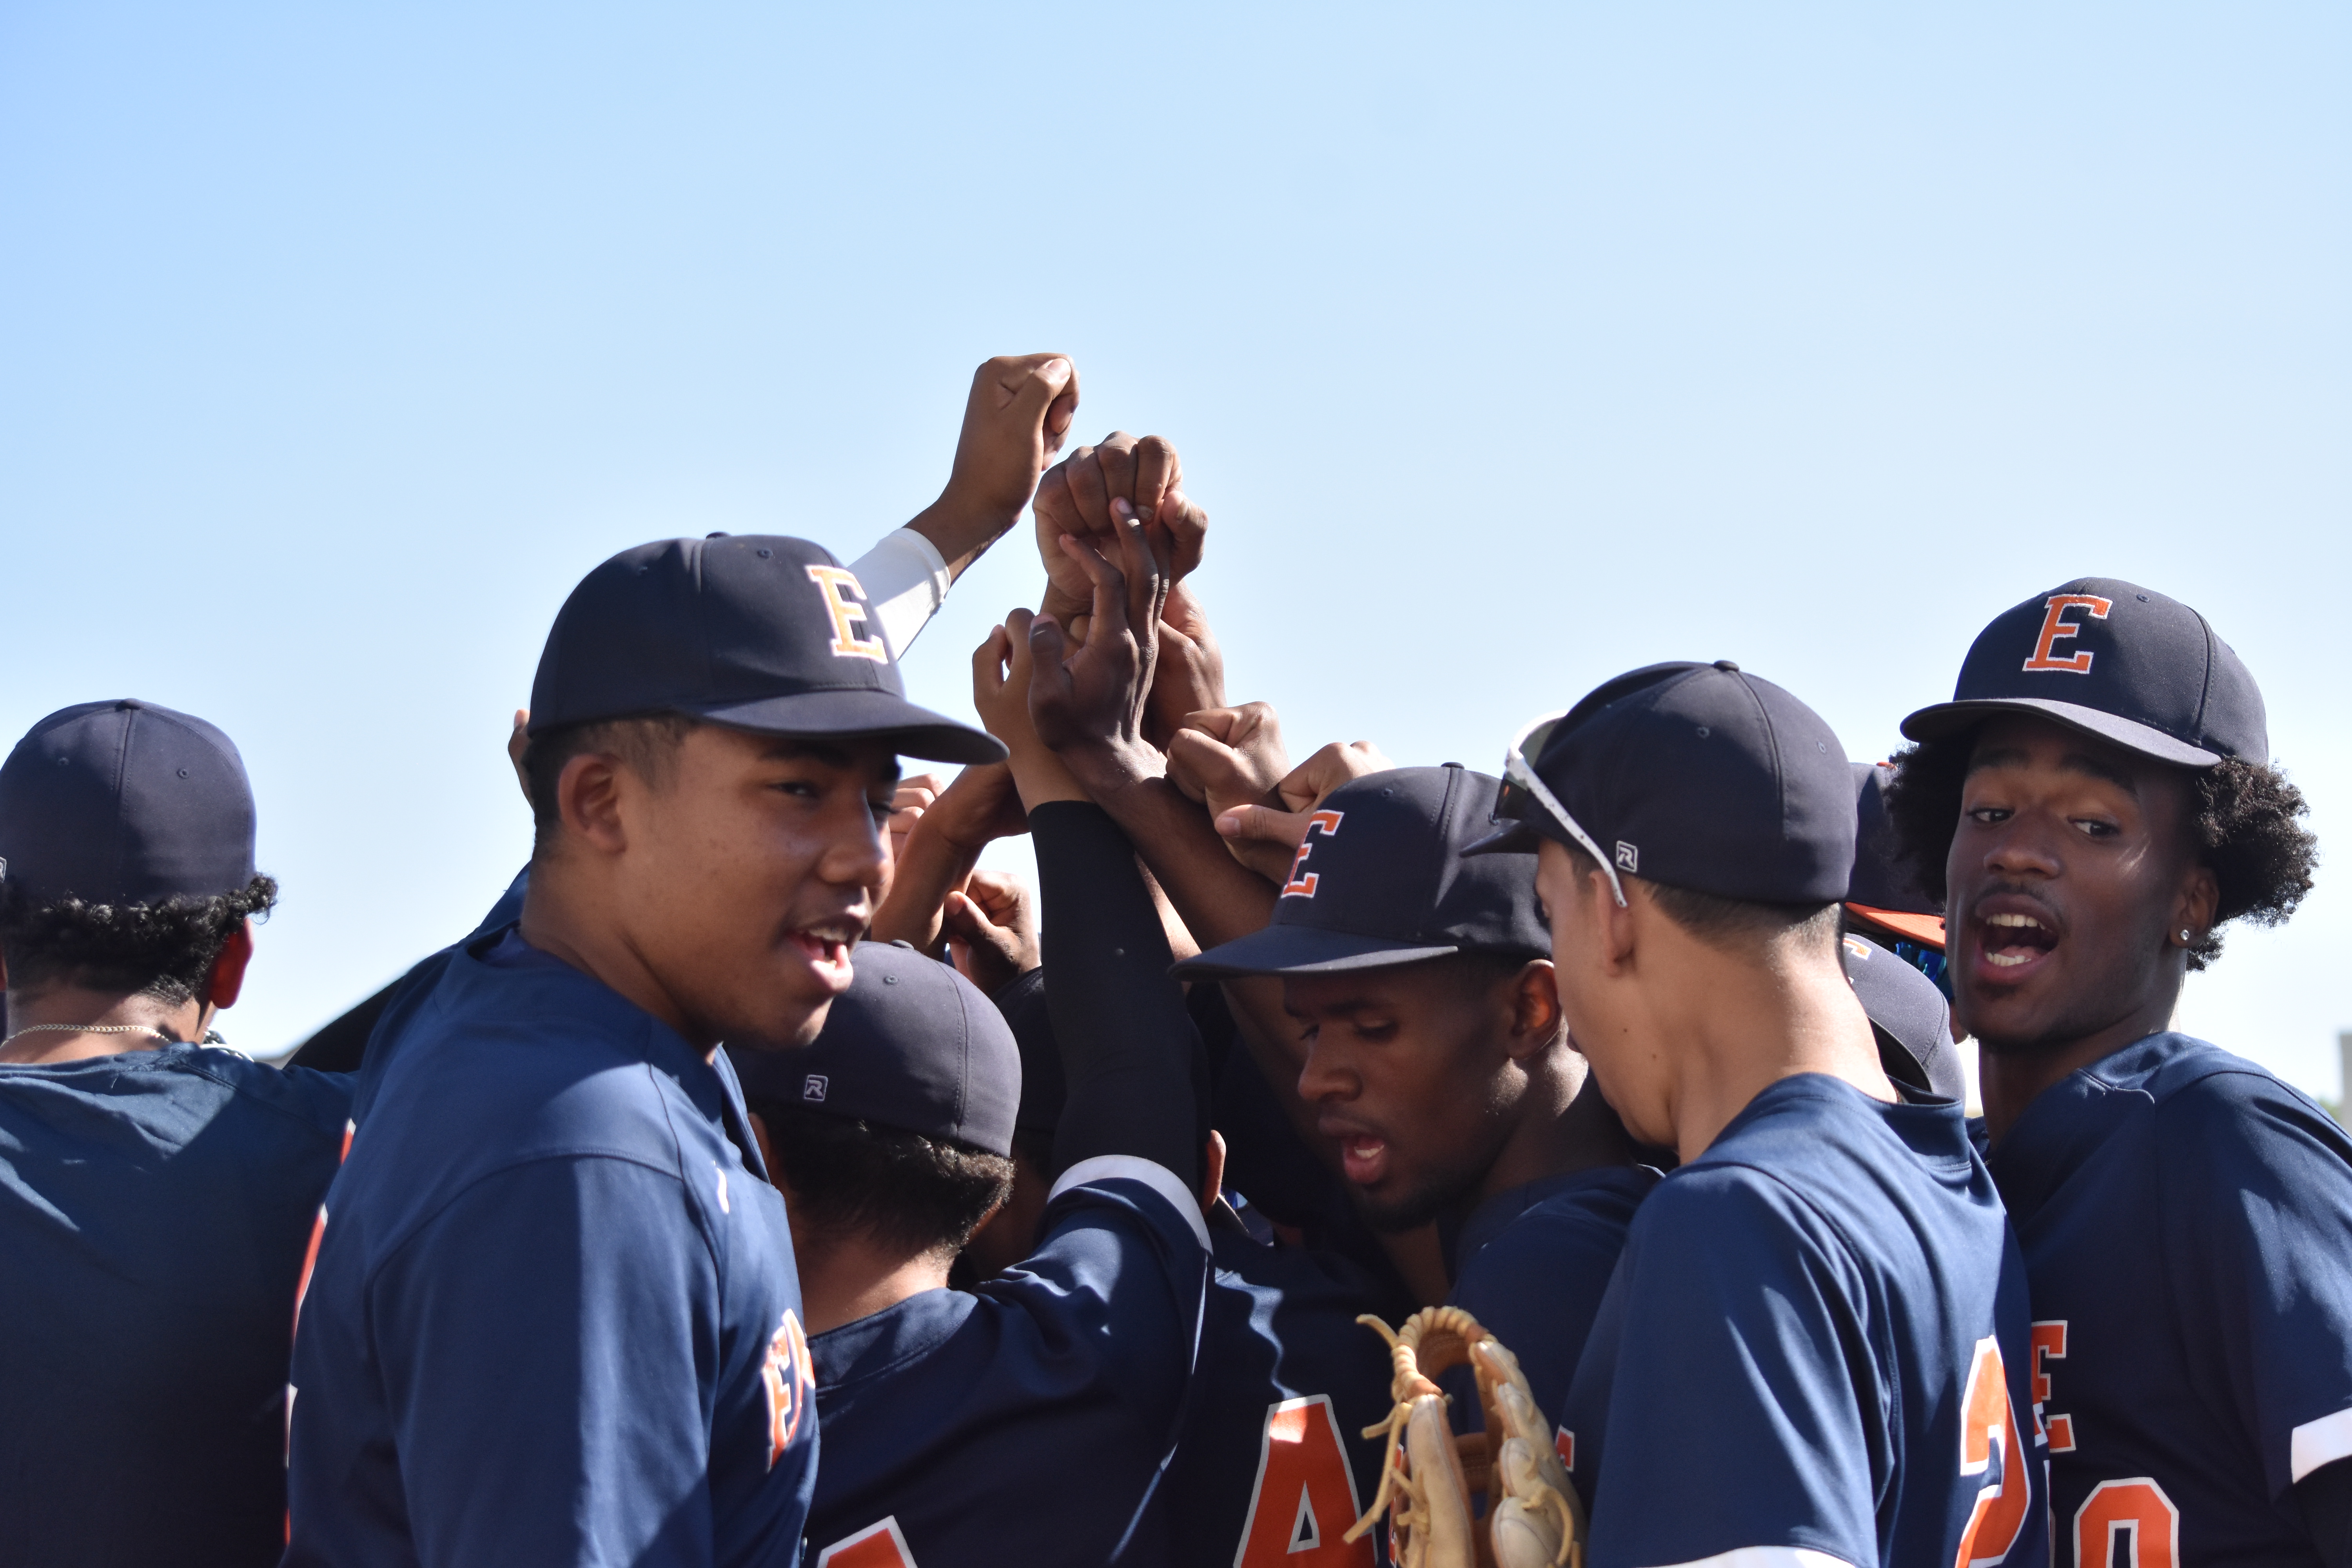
[1495,710,1630,908]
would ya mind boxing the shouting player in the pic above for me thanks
[1888,578,2339,1566]
[283,535,1004,1566]
[0,701,353,1566]
[1522,660,2047,1568]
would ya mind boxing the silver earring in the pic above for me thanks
[2179,928,2192,942]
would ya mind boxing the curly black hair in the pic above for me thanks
[0,875,279,1003]
[1882,735,2317,971]
[751,1100,1014,1263]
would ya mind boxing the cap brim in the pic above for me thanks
[695,688,1008,765]
[1461,819,1544,857]
[1846,903,1947,949]
[1899,698,2220,768]
[1172,924,1462,981]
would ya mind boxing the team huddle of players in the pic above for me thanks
[0,352,2341,1568]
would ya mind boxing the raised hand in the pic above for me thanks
[972,611,1089,811]
[1033,433,1206,642]
[909,354,1081,575]
[1026,499,1172,788]
[1214,740,1397,861]
[1165,702,1296,880]
[943,868,1040,996]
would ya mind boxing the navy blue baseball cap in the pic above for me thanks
[1847,761,1944,949]
[0,701,257,906]
[726,940,1020,1157]
[529,534,1005,765]
[1173,766,1549,980]
[1842,932,1962,1102]
[1467,661,1856,906]
[1901,577,2265,768]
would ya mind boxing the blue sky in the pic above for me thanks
[3,4,2344,1093]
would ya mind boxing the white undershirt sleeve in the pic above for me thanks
[843,528,952,662]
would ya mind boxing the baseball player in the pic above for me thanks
[728,927,1208,1568]
[1503,660,2046,1568]
[980,931,1401,1567]
[0,700,352,1566]
[1886,579,2340,1565]
[283,535,1005,1566]
[285,350,1080,1076]
[1180,764,1656,1444]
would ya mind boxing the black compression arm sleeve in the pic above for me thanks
[2299,1458,2352,1568]
[1031,800,1203,1191]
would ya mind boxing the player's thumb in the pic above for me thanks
[1008,356,1075,434]
[1216,804,1310,850]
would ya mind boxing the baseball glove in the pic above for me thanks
[1341,1306,1584,1568]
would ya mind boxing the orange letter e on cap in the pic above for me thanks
[806,565,889,662]
[2021,594,2113,675]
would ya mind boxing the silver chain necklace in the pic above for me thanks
[0,1022,180,1051]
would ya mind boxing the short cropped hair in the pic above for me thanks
[1553,839,1840,953]
[0,875,278,1004]
[1882,735,2318,971]
[523,714,698,852]
[751,1101,1014,1263]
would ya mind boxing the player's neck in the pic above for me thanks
[793,1232,952,1336]
[0,986,205,1064]
[519,864,715,1059]
[1975,977,2183,1144]
[1476,1058,1638,1204]
[1655,947,1891,1164]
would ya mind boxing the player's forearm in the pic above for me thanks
[1030,800,1202,1188]
[902,496,1015,582]
[1063,757,1279,952]
[869,816,985,953]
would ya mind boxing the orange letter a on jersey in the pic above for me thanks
[1235,1396,1374,1567]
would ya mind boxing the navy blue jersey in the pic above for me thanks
[1447,1164,1658,1456]
[1566,1076,2046,1568]
[0,1044,352,1567]
[1160,1214,1396,1568]
[284,929,816,1568]
[1988,1032,2352,1566]
[803,1156,1209,1567]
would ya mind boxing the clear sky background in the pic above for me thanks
[3,4,2344,1094]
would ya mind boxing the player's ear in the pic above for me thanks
[205,920,255,1012]
[1596,871,1642,976]
[557,751,633,856]
[1199,1128,1227,1213]
[1505,960,1563,1060]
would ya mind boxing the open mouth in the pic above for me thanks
[1336,1134,1389,1187]
[786,927,858,990]
[1978,910,2058,974]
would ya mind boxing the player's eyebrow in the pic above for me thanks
[757,739,902,786]
[1965,744,2139,795]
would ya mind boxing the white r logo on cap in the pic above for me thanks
[802,1075,828,1102]
[1615,842,1639,873]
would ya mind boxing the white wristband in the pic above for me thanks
[843,528,952,662]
